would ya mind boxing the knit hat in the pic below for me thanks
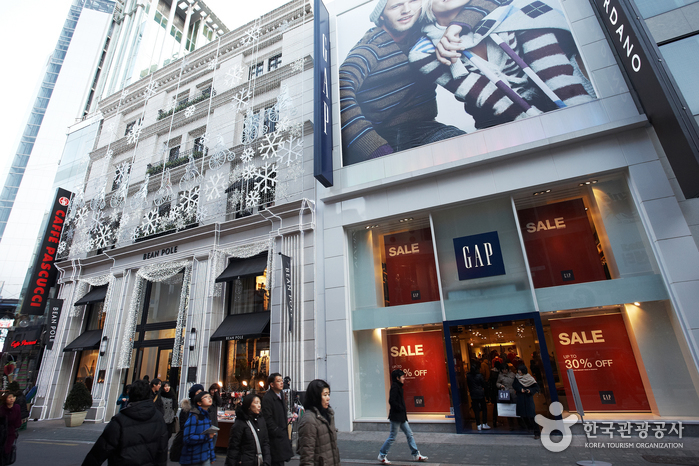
[369,0,388,25]
[188,384,204,400]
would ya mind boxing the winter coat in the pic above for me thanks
[81,399,168,466]
[116,393,129,411]
[0,404,21,455]
[178,399,195,428]
[387,381,407,423]
[497,371,517,401]
[15,393,29,420]
[466,371,486,400]
[150,390,164,416]
[180,406,216,465]
[209,391,222,427]
[297,407,340,466]
[261,390,293,462]
[488,368,500,400]
[225,406,271,466]
[513,377,539,418]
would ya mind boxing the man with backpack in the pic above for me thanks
[82,379,168,466]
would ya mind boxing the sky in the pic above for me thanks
[0,0,293,188]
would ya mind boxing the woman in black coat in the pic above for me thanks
[466,361,489,431]
[513,365,540,439]
[225,393,271,466]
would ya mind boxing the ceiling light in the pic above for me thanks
[634,302,641,306]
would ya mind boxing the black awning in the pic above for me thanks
[63,329,102,352]
[215,253,268,283]
[74,285,108,306]
[210,312,270,341]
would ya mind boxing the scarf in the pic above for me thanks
[318,407,332,425]
[160,388,175,399]
[516,373,537,387]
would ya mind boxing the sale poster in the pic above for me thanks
[517,199,607,288]
[387,330,451,414]
[383,228,439,306]
[550,314,650,412]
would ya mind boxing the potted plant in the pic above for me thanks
[63,382,92,427]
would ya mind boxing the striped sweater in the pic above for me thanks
[409,1,595,129]
[339,1,499,165]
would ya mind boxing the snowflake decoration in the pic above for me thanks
[130,175,151,210]
[140,209,160,236]
[196,206,208,224]
[275,182,289,201]
[255,162,277,194]
[276,85,295,114]
[104,149,114,161]
[92,224,113,250]
[241,147,255,163]
[90,190,106,211]
[126,123,142,145]
[89,210,106,233]
[165,97,177,112]
[64,227,75,241]
[109,210,121,224]
[276,116,291,133]
[290,57,305,72]
[228,189,244,210]
[224,65,246,87]
[174,216,187,231]
[121,88,129,100]
[57,242,67,255]
[277,136,304,166]
[207,58,217,71]
[279,20,289,32]
[240,26,261,47]
[114,161,131,188]
[184,105,196,118]
[178,186,200,216]
[285,159,305,181]
[231,88,251,112]
[290,122,303,139]
[204,172,226,201]
[144,81,158,99]
[242,164,257,180]
[246,190,261,209]
[258,131,284,160]
[200,132,211,147]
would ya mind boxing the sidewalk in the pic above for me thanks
[19,419,699,465]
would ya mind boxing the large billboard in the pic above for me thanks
[337,0,597,166]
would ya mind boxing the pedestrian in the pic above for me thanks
[261,373,293,466]
[489,361,501,427]
[225,393,271,466]
[298,379,340,466]
[208,383,222,428]
[82,379,168,465]
[117,384,131,412]
[496,363,517,431]
[150,378,164,415]
[180,384,205,428]
[7,382,28,431]
[513,365,540,439]
[0,392,21,464]
[180,391,216,466]
[161,381,178,438]
[466,361,490,431]
[377,370,428,464]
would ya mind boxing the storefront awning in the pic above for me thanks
[210,312,270,341]
[215,254,267,283]
[63,329,102,352]
[74,285,108,306]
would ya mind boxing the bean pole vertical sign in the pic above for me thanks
[20,188,72,316]
[281,254,293,332]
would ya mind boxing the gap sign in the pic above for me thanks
[453,231,506,281]
[313,0,333,187]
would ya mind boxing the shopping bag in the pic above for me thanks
[497,403,517,417]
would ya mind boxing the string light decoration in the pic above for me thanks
[172,264,193,368]
[118,259,192,369]
[70,273,114,318]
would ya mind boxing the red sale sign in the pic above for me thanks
[383,228,439,306]
[550,314,650,412]
[387,330,451,414]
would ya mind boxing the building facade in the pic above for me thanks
[317,0,699,433]
[30,0,316,422]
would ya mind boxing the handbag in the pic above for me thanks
[497,389,511,402]
[247,420,264,466]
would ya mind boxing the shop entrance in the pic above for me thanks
[132,346,172,382]
[444,313,557,434]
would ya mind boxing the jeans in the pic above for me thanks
[472,398,487,425]
[379,421,419,457]
[378,120,465,153]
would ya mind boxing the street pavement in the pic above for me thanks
[14,418,699,465]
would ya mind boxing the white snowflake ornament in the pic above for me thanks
[184,105,196,118]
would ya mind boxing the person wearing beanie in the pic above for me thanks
[179,384,205,428]
[377,369,427,464]
[339,0,499,166]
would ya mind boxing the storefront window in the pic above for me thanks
[432,198,536,321]
[75,349,98,391]
[228,271,268,315]
[222,338,269,391]
[86,301,105,331]
[144,277,183,323]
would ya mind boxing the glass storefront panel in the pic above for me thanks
[144,328,176,340]
[228,271,269,315]
[432,198,535,321]
[143,275,183,324]
[75,349,99,391]
[86,301,105,330]
[222,338,270,392]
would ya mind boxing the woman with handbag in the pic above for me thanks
[298,379,340,466]
[161,381,178,438]
[0,392,22,465]
[225,394,271,466]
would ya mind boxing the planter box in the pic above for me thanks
[64,411,87,427]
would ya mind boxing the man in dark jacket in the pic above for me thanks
[261,373,293,466]
[378,369,427,464]
[150,378,164,415]
[82,379,168,465]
